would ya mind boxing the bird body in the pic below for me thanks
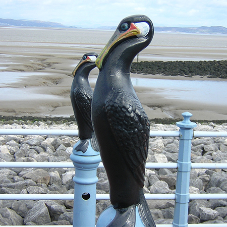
[93,15,155,226]
[71,53,98,152]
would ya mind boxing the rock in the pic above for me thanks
[25,136,45,146]
[14,143,30,160]
[189,186,200,194]
[58,211,73,224]
[0,207,23,225]
[162,207,174,219]
[32,145,45,154]
[215,207,227,218]
[49,171,62,184]
[11,200,36,218]
[0,169,17,180]
[34,151,49,162]
[159,168,173,176]
[27,185,49,194]
[207,172,227,189]
[24,201,51,225]
[190,178,204,190]
[159,175,176,189]
[149,139,164,153]
[0,179,36,191]
[46,220,71,225]
[154,153,168,163]
[189,200,210,218]
[220,144,227,152]
[55,144,66,154]
[0,187,21,194]
[51,138,62,150]
[62,171,74,185]
[165,152,178,162]
[97,179,110,192]
[165,143,178,153]
[199,207,219,221]
[22,169,50,185]
[40,138,55,152]
[188,214,200,224]
[45,201,66,221]
[149,181,171,194]
[150,209,164,220]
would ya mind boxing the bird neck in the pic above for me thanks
[74,64,95,85]
[102,36,149,76]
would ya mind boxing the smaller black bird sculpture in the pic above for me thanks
[70,52,98,153]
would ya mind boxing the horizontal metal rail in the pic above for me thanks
[1,129,227,137]
[0,129,79,136]
[5,225,227,227]
[1,162,227,169]
[194,131,227,137]
[0,193,227,200]
[0,129,179,137]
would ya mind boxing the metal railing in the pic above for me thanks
[0,112,227,227]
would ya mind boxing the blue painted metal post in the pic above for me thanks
[173,112,197,227]
[70,140,101,227]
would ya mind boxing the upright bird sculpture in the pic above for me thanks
[71,52,98,153]
[92,15,155,226]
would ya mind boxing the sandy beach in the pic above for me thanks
[0,27,227,121]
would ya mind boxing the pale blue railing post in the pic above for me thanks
[70,140,101,227]
[173,112,197,227]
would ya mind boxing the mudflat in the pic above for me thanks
[0,27,227,121]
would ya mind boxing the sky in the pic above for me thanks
[1,0,227,28]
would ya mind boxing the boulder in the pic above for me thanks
[0,207,23,225]
[22,169,50,185]
[24,201,51,225]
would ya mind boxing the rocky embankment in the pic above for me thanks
[0,120,227,225]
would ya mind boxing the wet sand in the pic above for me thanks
[0,27,227,121]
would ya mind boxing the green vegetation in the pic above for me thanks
[131,60,227,78]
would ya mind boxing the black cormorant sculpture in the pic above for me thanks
[92,15,155,226]
[71,52,98,153]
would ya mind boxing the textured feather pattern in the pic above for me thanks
[74,86,93,131]
[105,89,150,187]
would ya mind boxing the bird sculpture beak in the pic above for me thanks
[96,21,150,70]
[72,55,97,76]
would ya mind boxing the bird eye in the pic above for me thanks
[120,22,129,31]
[82,55,87,60]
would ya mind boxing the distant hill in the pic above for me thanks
[0,18,68,28]
[1,18,227,34]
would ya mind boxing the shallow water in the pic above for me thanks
[90,77,227,106]
[0,87,62,101]
[0,72,49,86]
[130,78,227,106]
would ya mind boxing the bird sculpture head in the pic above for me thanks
[72,52,98,77]
[96,15,154,70]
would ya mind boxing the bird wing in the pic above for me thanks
[74,87,93,131]
[105,90,150,187]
